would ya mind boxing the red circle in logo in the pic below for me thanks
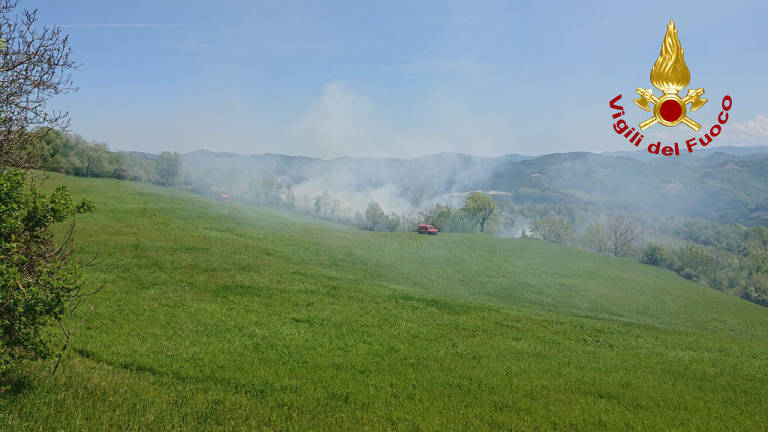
[659,99,683,123]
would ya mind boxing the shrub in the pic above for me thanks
[0,170,94,375]
[641,243,669,267]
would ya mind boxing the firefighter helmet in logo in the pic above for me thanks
[633,20,707,131]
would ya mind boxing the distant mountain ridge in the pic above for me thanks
[180,147,768,225]
[602,146,768,165]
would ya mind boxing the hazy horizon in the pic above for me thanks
[29,0,768,157]
[126,143,768,160]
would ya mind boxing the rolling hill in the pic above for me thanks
[2,174,768,431]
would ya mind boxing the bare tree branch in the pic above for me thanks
[0,0,78,170]
[606,216,640,257]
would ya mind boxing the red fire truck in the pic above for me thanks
[417,224,439,235]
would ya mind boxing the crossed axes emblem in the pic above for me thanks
[633,88,708,131]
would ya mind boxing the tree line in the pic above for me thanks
[641,221,768,306]
[349,192,500,233]
[24,127,182,185]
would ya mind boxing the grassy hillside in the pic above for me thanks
[2,173,768,431]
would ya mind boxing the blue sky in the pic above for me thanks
[27,0,768,157]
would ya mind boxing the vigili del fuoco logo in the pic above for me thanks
[609,19,732,156]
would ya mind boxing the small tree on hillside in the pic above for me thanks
[0,1,77,169]
[156,151,180,185]
[329,198,340,219]
[530,217,574,245]
[313,191,332,218]
[582,222,609,254]
[1,170,95,375]
[260,174,283,205]
[313,194,324,217]
[463,192,497,233]
[641,243,670,267]
[675,243,727,287]
[606,216,640,257]
[365,201,385,231]
[418,203,454,232]
[382,212,401,232]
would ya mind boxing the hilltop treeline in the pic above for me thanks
[23,128,181,185]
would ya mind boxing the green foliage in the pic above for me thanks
[641,243,670,267]
[418,203,453,232]
[354,205,401,232]
[675,244,719,282]
[462,192,497,232]
[0,170,93,375]
[251,174,294,208]
[647,223,768,305]
[530,217,574,245]
[24,128,168,183]
[514,202,575,221]
[155,151,180,186]
[381,212,401,232]
[675,219,744,251]
[418,203,475,233]
[364,201,385,231]
[3,174,768,430]
[582,222,609,254]
[312,191,335,218]
[745,272,768,306]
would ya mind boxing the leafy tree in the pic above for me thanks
[329,198,340,219]
[353,210,365,229]
[530,217,574,245]
[283,184,295,209]
[744,272,768,306]
[156,151,181,185]
[582,222,609,253]
[641,243,669,267]
[313,194,324,217]
[462,192,497,233]
[382,212,401,232]
[313,191,332,218]
[260,174,284,205]
[676,219,744,252]
[24,127,169,182]
[418,204,454,232]
[674,243,728,288]
[417,203,477,233]
[364,201,385,231]
[1,169,94,375]
[0,2,98,376]
[514,202,574,221]
[0,1,77,168]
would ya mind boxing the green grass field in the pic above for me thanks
[2,173,768,431]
